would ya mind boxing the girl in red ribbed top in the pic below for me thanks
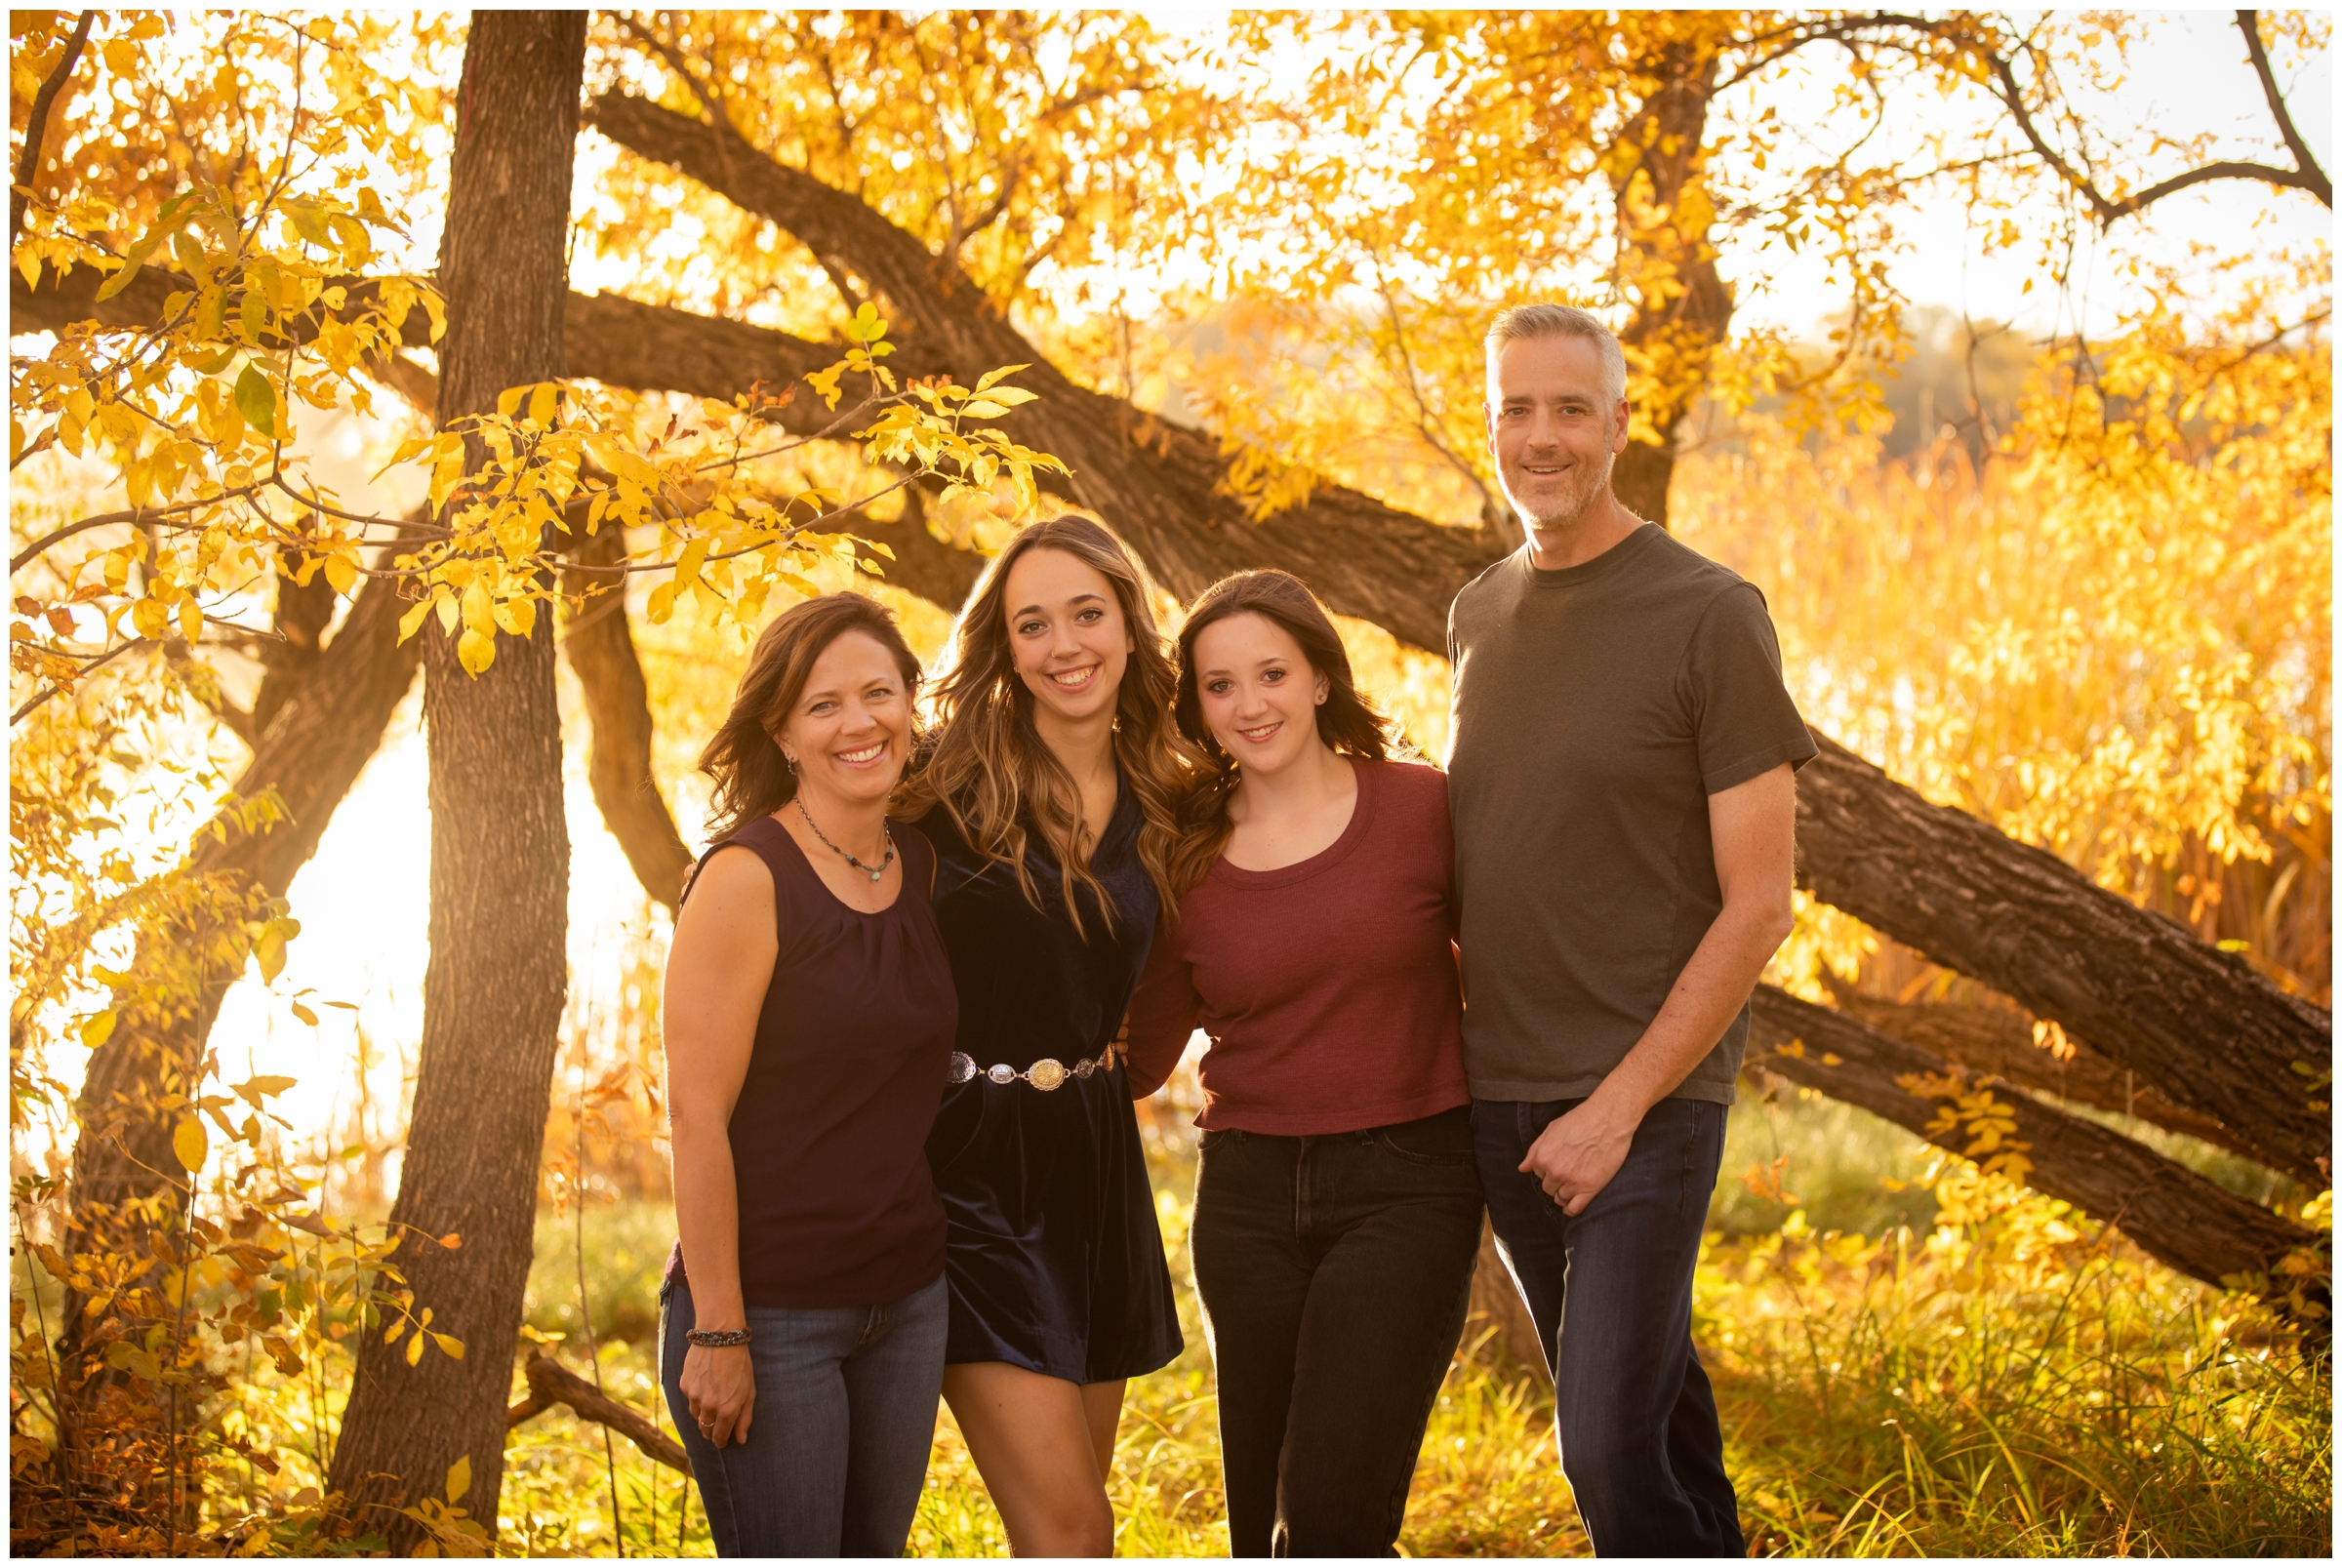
[1124,570,1483,1558]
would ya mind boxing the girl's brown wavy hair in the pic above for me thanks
[895,513,1189,935]
[698,591,922,844]
[1167,569,1404,895]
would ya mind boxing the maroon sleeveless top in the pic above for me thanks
[673,814,958,1309]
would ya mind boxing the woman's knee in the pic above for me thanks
[1007,1488,1114,1557]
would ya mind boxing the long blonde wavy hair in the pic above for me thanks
[896,513,1188,935]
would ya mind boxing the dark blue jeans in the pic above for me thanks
[1474,1097,1741,1557]
[659,1272,948,1557]
[1192,1106,1485,1557]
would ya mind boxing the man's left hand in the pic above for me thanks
[1518,1098,1638,1215]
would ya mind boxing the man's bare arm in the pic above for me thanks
[1516,762,1797,1213]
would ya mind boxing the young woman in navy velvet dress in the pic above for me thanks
[897,514,1189,1556]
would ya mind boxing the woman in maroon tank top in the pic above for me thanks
[659,592,958,1558]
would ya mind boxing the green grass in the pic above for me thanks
[441,1092,2341,1556]
[17,1088,2324,1556]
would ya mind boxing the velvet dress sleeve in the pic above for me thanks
[1122,910,1201,1100]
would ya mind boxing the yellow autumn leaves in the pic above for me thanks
[380,305,1063,676]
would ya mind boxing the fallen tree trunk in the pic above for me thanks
[1795,736,2330,1186]
[1832,994,2264,1166]
[1747,985,2322,1295]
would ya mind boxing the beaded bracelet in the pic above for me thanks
[685,1327,752,1348]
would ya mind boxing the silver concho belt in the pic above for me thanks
[948,1043,1118,1092]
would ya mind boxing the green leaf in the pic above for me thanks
[234,362,277,438]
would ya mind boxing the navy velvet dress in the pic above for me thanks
[920,781,1184,1385]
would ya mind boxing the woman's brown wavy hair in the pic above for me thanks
[698,591,922,844]
[1167,570,1404,895]
[895,513,1189,935]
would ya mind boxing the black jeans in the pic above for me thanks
[1475,1096,1741,1557]
[1191,1106,1485,1557]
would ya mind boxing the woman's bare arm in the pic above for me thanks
[664,845,778,1445]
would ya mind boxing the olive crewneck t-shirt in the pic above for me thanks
[1446,523,1816,1105]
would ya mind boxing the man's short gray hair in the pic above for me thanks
[1485,303,1628,407]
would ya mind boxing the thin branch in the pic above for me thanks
[11,11,95,244]
[2236,10,2331,207]
[11,489,263,575]
[11,638,137,725]
[1366,248,1502,524]
[2113,157,2331,219]
[2202,303,2334,382]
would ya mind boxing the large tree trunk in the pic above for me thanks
[1797,734,2329,1186]
[328,14,586,1544]
[1748,985,2322,1295]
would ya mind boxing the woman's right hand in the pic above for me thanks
[680,1342,756,1448]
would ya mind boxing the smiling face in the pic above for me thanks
[1191,610,1331,779]
[1484,333,1631,531]
[1002,544,1134,731]
[772,629,913,811]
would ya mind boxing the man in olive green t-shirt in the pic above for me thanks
[1448,304,1815,1557]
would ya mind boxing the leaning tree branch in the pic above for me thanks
[1829,993,2266,1165]
[586,89,1519,654]
[1748,986,2322,1301]
[61,514,430,1354]
[1796,734,2329,1186]
[11,12,95,244]
[586,86,2332,1180]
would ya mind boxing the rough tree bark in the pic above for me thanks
[561,525,692,910]
[1831,994,2262,1164]
[328,13,586,1544]
[585,87,2330,1173]
[1796,734,2330,1186]
[1747,985,2321,1293]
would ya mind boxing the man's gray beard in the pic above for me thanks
[1506,447,1614,534]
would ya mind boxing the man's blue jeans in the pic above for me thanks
[1474,1097,1741,1557]
[659,1272,948,1557]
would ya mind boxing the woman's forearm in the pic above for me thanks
[670,1117,747,1328]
